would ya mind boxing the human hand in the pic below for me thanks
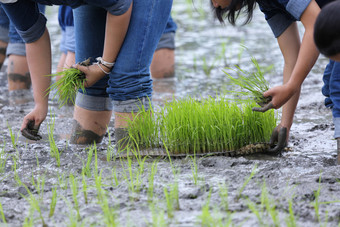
[20,105,48,140]
[74,58,111,88]
[252,84,296,112]
[267,124,288,155]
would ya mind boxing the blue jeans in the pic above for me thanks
[0,4,45,55]
[74,0,173,112]
[322,60,340,137]
[0,0,130,43]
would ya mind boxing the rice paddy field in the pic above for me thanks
[0,1,339,226]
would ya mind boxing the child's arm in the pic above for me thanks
[76,2,132,87]
[257,0,321,111]
[20,28,51,133]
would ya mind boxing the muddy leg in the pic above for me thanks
[7,55,31,90]
[70,105,112,144]
[114,112,134,151]
[150,48,175,79]
[0,45,6,70]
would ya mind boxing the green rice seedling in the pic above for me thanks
[112,168,119,187]
[69,174,80,220]
[57,173,68,190]
[0,201,6,224]
[218,183,229,212]
[246,198,263,225]
[202,55,220,77]
[94,143,99,176]
[312,175,322,222]
[285,197,297,227]
[12,157,22,186]
[224,57,271,106]
[237,164,257,200]
[197,189,232,227]
[22,205,35,227]
[46,67,86,107]
[261,181,279,226]
[64,199,85,227]
[236,40,246,66]
[149,202,167,227]
[21,185,46,227]
[95,170,104,203]
[163,181,180,219]
[198,189,212,226]
[7,122,19,152]
[147,160,158,203]
[185,0,193,18]
[193,55,198,72]
[97,183,119,227]
[30,173,45,201]
[120,154,143,196]
[47,113,62,167]
[81,170,88,204]
[219,39,231,67]
[48,187,57,218]
[83,144,94,177]
[0,140,8,174]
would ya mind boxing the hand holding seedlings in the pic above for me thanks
[46,67,86,107]
[252,83,297,112]
[74,57,114,88]
[225,58,271,107]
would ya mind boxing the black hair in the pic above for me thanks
[211,0,257,25]
[314,1,340,57]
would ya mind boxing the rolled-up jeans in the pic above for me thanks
[74,0,173,113]
[0,4,45,56]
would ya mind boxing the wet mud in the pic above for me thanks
[0,3,339,227]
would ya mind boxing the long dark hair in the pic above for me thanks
[212,0,257,25]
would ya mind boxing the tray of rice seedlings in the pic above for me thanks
[125,96,277,157]
[223,57,272,107]
[46,67,86,107]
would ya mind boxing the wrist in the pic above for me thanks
[94,57,115,75]
[96,57,115,69]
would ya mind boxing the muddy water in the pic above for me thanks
[0,2,340,227]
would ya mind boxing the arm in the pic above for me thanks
[76,2,132,87]
[20,28,51,131]
[262,0,321,109]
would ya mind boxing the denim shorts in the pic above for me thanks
[59,26,75,53]
[59,5,75,53]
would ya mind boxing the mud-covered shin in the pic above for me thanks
[115,127,131,152]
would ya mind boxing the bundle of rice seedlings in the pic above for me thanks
[224,57,272,106]
[127,96,277,155]
[46,68,86,107]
